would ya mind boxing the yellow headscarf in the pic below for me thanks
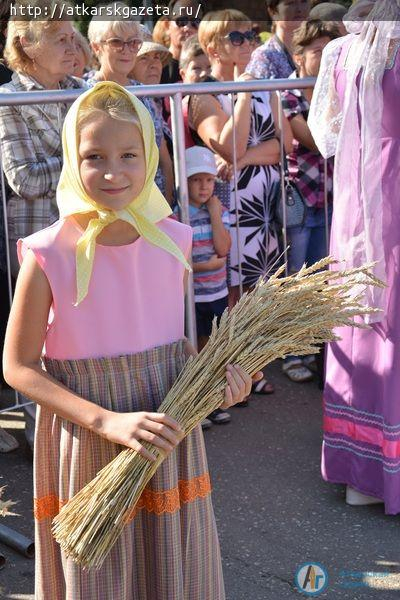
[57,81,191,305]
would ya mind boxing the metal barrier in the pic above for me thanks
[0,77,325,414]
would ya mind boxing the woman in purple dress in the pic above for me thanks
[309,0,400,514]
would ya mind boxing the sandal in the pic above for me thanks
[251,378,274,395]
[208,408,231,424]
[302,354,318,373]
[282,360,313,383]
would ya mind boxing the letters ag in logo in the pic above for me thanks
[295,562,328,596]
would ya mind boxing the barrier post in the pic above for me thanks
[169,92,197,348]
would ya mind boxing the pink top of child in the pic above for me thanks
[18,217,192,361]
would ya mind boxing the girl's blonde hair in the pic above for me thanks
[87,2,142,45]
[198,9,251,56]
[4,0,73,73]
[77,86,140,134]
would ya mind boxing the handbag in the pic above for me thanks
[274,154,306,229]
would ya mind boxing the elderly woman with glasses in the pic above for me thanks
[86,3,174,203]
[189,9,292,394]
[0,0,83,277]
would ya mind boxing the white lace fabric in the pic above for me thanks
[308,0,400,323]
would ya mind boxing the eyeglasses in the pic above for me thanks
[224,30,257,46]
[101,38,142,52]
[174,17,201,29]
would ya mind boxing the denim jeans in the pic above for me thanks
[285,204,333,364]
[287,204,333,274]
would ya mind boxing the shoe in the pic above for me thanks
[208,409,231,424]
[345,486,383,506]
[251,377,274,395]
[201,418,212,430]
[282,359,313,383]
[233,398,249,407]
[302,354,318,373]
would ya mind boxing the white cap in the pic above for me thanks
[185,146,217,178]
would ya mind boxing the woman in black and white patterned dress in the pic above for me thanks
[190,9,292,394]
[191,10,292,298]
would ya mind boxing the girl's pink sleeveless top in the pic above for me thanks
[18,217,192,360]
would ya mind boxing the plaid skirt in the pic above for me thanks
[34,340,225,600]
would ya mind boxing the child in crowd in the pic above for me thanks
[281,19,339,384]
[3,82,260,599]
[179,35,211,84]
[185,146,232,427]
[176,36,211,148]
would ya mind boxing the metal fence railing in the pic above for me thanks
[0,77,325,415]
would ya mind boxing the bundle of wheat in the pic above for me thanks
[52,258,384,569]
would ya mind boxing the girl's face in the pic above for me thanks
[294,36,331,78]
[131,51,163,85]
[216,24,255,72]
[92,28,141,78]
[79,112,146,211]
[271,0,310,32]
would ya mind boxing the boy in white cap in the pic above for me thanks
[185,146,232,427]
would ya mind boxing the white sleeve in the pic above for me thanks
[308,36,351,159]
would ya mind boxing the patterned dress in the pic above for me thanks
[19,217,225,599]
[218,92,281,288]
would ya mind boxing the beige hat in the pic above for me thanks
[137,40,172,66]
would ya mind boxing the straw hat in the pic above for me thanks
[137,26,171,66]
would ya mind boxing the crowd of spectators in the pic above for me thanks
[0,0,351,425]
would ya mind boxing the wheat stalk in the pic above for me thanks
[52,258,384,568]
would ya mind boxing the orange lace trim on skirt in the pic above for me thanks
[34,472,212,522]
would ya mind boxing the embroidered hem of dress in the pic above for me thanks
[34,472,212,521]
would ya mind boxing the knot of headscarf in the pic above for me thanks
[57,81,191,305]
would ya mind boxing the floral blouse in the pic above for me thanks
[247,35,295,80]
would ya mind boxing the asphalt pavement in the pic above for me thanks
[0,361,399,599]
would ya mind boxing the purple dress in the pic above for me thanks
[322,38,400,514]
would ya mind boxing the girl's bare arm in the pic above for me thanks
[289,113,320,153]
[270,92,293,155]
[3,251,182,461]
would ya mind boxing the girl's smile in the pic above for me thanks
[78,112,146,211]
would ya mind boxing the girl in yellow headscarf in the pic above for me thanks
[3,81,257,599]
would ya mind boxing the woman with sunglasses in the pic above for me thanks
[86,3,174,203]
[191,9,292,395]
[247,0,310,80]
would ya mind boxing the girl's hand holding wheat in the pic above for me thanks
[220,365,264,409]
[98,411,184,462]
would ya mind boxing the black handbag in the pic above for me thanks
[274,154,306,229]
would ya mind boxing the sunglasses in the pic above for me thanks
[224,30,257,46]
[174,17,201,29]
[101,38,142,52]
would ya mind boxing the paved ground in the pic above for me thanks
[0,361,399,600]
